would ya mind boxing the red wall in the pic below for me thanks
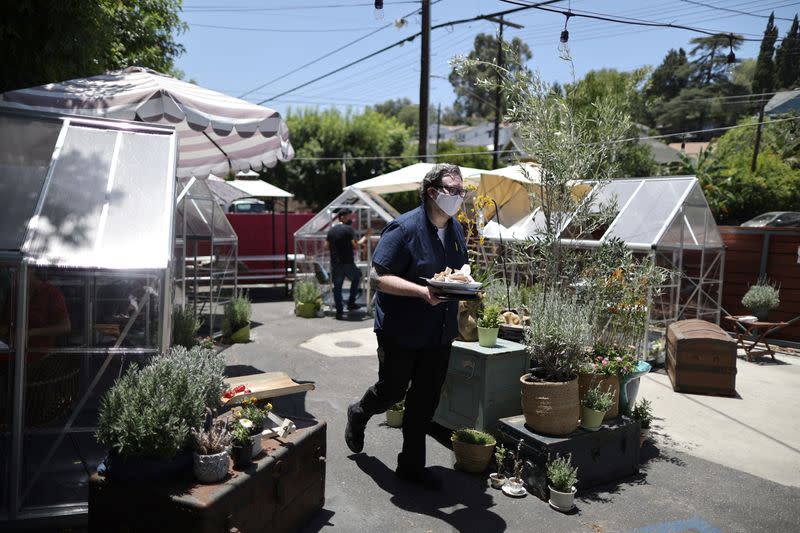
[227,212,314,256]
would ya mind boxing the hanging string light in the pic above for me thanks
[374,0,384,20]
[558,12,573,59]
[725,34,737,75]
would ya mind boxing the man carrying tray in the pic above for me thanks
[345,163,469,490]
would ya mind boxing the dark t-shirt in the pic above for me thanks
[326,223,356,265]
[372,205,468,349]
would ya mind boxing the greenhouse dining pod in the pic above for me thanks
[0,108,177,525]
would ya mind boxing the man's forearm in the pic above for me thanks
[370,271,425,299]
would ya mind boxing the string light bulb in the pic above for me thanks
[394,18,407,29]
[725,34,736,76]
[374,0,384,20]
[558,12,573,59]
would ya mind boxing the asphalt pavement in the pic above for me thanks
[223,291,799,533]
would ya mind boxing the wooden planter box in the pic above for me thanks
[89,420,326,532]
[667,319,737,396]
[434,338,528,433]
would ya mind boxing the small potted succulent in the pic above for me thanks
[580,384,614,431]
[385,399,404,428]
[477,304,503,348]
[295,280,322,318]
[190,418,232,483]
[223,293,252,343]
[741,278,780,321]
[451,428,496,474]
[235,397,271,458]
[547,454,578,512]
[488,444,507,489]
[631,397,654,447]
[230,420,254,468]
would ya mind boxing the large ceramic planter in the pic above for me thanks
[580,406,605,431]
[578,374,620,420]
[452,440,495,473]
[549,485,576,512]
[386,408,404,428]
[477,326,499,348]
[620,361,651,411]
[193,450,229,483]
[296,302,317,318]
[230,324,250,343]
[520,374,579,436]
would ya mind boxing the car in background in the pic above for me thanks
[229,198,266,213]
[741,211,800,227]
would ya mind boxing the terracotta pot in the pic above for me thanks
[520,374,579,436]
[578,374,620,420]
[453,440,495,473]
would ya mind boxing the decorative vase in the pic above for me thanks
[193,450,229,483]
[580,405,605,431]
[230,324,251,343]
[232,440,254,468]
[452,440,495,473]
[457,299,481,341]
[619,361,651,411]
[520,373,579,436]
[386,408,404,428]
[296,302,317,318]
[477,326,499,348]
[578,374,620,420]
[489,472,507,489]
[549,485,576,511]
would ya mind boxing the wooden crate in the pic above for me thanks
[666,319,737,396]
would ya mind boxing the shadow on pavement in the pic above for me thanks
[351,453,508,532]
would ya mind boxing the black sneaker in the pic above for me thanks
[335,311,344,320]
[347,303,362,311]
[395,466,443,491]
[345,404,365,453]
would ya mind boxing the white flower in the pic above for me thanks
[238,418,253,430]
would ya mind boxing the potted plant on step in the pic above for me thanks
[223,292,252,343]
[578,344,636,420]
[385,399,404,428]
[191,418,232,483]
[631,397,654,447]
[295,280,322,318]
[522,288,591,436]
[230,420,254,468]
[547,454,578,512]
[451,428,496,474]
[477,304,503,348]
[489,444,507,489]
[741,278,780,321]
[580,384,614,431]
[235,397,271,458]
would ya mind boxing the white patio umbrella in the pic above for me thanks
[352,162,485,195]
[0,66,294,177]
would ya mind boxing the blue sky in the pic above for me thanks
[176,0,800,118]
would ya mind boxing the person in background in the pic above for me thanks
[345,164,468,490]
[325,209,369,320]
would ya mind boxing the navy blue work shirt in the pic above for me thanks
[372,204,469,348]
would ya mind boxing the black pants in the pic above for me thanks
[331,263,361,313]
[351,333,452,471]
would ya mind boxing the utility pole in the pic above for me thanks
[436,103,441,154]
[486,16,523,169]
[751,104,765,172]
[418,0,430,162]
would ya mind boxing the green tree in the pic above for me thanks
[687,34,744,87]
[646,48,692,101]
[752,13,779,93]
[449,33,532,121]
[269,108,410,210]
[0,0,186,92]
[371,98,420,130]
[775,15,800,89]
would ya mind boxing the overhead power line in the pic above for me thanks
[183,1,420,13]
[676,0,799,22]
[191,23,384,33]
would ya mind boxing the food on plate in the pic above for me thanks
[432,264,475,284]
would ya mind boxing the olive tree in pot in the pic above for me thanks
[741,278,780,321]
[191,418,232,483]
[580,384,614,431]
[547,454,578,512]
[631,397,654,447]
[223,292,252,343]
[522,288,591,436]
[451,428,496,474]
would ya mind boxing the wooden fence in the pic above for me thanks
[719,226,800,343]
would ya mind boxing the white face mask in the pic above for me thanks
[434,190,464,217]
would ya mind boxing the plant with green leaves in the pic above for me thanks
[477,304,503,329]
[229,420,252,446]
[191,419,232,455]
[294,280,322,310]
[235,397,269,434]
[547,454,578,492]
[494,444,508,473]
[97,346,226,459]
[741,278,780,319]
[631,398,654,430]
[451,428,496,446]
[222,293,251,337]
[172,306,200,348]
[582,384,614,413]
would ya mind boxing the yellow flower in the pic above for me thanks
[265,402,273,411]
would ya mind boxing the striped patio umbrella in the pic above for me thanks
[0,66,294,177]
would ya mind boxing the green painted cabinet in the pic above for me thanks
[434,338,529,433]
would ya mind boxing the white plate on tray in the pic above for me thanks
[424,278,482,292]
